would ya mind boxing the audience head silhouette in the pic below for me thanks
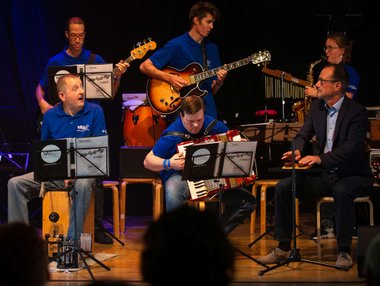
[0,222,49,286]
[141,205,235,286]
[364,234,380,286]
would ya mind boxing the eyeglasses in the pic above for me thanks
[317,78,339,85]
[324,45,340,51]
[68,33,85,40]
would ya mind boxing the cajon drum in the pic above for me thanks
[42,190,94,256]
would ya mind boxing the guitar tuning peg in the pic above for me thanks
[136,42,142,46]
[147,37,152,42]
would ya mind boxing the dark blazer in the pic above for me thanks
[293,96,372,178]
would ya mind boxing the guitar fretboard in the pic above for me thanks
[190,57,252,84]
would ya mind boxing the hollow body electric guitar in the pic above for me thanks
[147,50,271,115]
[37,39,156,133]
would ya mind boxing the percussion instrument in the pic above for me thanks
[123,105,167,146]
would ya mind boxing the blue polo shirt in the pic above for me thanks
[149,33,222,119]
[152,115,228,183]
[41,101,107,140]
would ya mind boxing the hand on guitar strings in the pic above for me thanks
[114,60,130,79]
[169,74,188,92]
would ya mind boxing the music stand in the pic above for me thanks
[33,135,111,280]
[48,64,113,102]
[183,140,269,269]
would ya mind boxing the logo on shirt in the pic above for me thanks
[77,125,90,132]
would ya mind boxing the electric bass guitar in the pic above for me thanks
[147,50,271,115]
[36,39,157,133]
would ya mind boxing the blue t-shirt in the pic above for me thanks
[149,33,221,119]
[152,115,228,183]
[41,101,107,140]
[344,63,360,99]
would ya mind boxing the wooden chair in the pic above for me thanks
[250,179,300,236]
[316,196,374,259]
[119,178,164,233]
[102,180,120,238]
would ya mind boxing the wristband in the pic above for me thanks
[163,159,171,170]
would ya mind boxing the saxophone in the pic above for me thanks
[293,56,326,123]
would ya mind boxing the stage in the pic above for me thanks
[46,213,367,285]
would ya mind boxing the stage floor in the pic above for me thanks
[45,212,368,286]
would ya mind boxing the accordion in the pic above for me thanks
[177,130,257,201]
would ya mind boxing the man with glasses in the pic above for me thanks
[35,17,129,244]
[258,63,373,269]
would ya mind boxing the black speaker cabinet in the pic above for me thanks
[119,146,158,178]
[357,225,380,278]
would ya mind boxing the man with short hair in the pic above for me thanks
[9,74,107,240]
[258,63,373,269]
[144,95,256,234]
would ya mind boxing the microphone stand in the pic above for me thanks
[258,143,345,276]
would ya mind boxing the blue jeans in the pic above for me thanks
[8,172,95,240]
[164,174,256,233]
[274,173,373,252]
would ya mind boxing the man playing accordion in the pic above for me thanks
[144,95,256,233]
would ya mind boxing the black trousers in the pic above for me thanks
[219,187,257,234]
[274,172,373,252]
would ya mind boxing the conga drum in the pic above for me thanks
[123,105,167,146]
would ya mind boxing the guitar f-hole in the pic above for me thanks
[132,115,139,125]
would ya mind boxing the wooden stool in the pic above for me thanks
[316,196,374,259]
[102,180,120,238]
[42,190,95,256]
[251,179,300,236]
[120,178,164,233]
[187,198,222,212]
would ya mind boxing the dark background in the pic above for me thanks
[1,0,380,216]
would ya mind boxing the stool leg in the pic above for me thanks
[369,200,374,226]
[120,182,127,233]
[260,186,267,235]
[111,186,120,238]
[317,201,322,259]
[153,181,164,220]
[250,184,258,235]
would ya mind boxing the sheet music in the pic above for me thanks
[74,135,109,177]
[221,141,257,177]
[83,64,113,99]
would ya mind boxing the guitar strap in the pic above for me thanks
[162,119,218,140]
[201,41,208,70]
[87,53,97,64]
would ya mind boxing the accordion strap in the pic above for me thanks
[163,119,218,140]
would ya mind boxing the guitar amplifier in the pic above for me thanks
[119,146,158,178]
